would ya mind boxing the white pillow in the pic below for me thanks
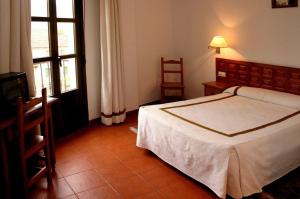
[224,86,300,109]
[223,86,240,95]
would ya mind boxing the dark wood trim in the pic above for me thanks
[202,81,232,96]
[89,117,101,127]
[126,109,139,116]
[0,96,58,197]
[89,109,139,127]
[161,57,184,102]
[58,54,77,59]
[56,18,76,23]
[31,17,76,23]
[272,0,298,8]
[33,57,54,63]
[31,0,89,133]
[202,81,231,90]
[31,17,50,21]
[216,58,300,95]
[49,0,60,96]
[163,70,182,73]
[142,100,161,106]
[90,97,191,127]
[101,109,127,118]
[75,0,89,127]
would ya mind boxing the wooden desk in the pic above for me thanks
[0,97,59,199]
[0,118,15,130]
[0,118,15,199]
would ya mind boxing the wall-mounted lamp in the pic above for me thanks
[208,36,228,54]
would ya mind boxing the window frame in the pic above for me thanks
[31,0,81,96]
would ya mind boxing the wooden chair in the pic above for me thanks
[17,88,52,196]
[161,57,185,102]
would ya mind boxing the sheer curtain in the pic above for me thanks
[99,0,126,125]
[0,0,35,96]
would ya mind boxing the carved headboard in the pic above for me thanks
[216,58,300,95]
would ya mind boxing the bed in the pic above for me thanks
[136,59,300,198]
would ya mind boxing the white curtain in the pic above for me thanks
[0,0,35,96]
[100,0,126,125]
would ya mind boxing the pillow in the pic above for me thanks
[223,86,240,95]
[224,86,266,101]
[224,86,300,109]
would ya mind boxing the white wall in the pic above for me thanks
[85,0,300,120]
[172,0,300,98]
[134,0,174,105]
[120,0,174,106]
[85,0,101,120]
[0,0,10,73]
[85,0,174,120]
[119,0,139,112]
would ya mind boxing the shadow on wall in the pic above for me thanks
[184,51,215,98]
[185,47,245,98]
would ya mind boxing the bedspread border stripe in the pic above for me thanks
[160,92,300,137]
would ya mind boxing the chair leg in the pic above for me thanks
[45,145,52,184]
[20,157,28,197]
[41,122,53,179]
[48,112,56,172]
[161,87,165,103]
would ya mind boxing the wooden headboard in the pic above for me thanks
[216,58,300,95]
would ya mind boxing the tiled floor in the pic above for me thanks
[28,113,218,199]
[28,112,300,199]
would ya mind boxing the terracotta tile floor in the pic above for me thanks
[28,113,219,199]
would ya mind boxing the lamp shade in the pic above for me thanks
[209,36,228,48]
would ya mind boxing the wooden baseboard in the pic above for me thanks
[88,110,138,127]
[141,100,162,106]
[141,98,187,106]
[126,109,139,116]
[88,100,162,126]
[89,117,101,127]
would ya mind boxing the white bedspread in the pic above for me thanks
[136,89,300,198]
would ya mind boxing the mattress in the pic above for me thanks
[136,86,300,198]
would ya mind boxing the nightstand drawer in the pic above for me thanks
[202,81,231,96]
[204,86,223,96]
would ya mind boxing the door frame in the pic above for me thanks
[31,0,89,132]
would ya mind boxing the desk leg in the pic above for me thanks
[0,129,11,199]
[48,108,56,171]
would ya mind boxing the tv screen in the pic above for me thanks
[0,72,29,119]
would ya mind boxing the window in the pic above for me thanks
[31,0,88,133]
[31,0,78,96]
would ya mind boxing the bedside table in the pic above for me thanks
[202,81,231,96]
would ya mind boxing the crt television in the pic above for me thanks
[0,72,29,119]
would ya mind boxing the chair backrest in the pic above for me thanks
[161,57,184,84]
[17,88,48,151]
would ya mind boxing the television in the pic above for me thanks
[0,72,29,119]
